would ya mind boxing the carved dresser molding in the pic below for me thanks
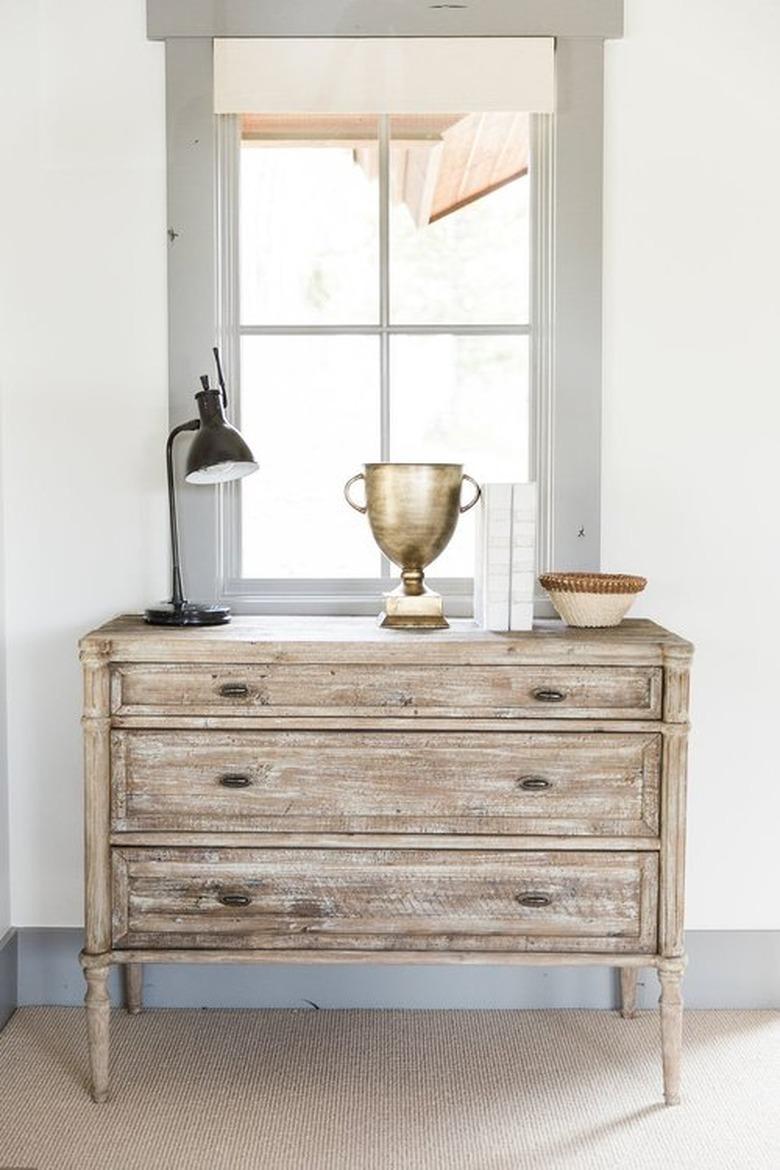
[79,615,692,1104]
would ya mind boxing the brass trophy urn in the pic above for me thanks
[344,463,481,629]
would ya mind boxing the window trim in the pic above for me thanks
[148,1,623,41]
[163,32,608,617]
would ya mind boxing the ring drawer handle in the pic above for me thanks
[219,683,250,698]
[532,688,566,703]
[516,892,552,908]
[217,891,251,908]
[517,776,552,791]
[219,774,252,789]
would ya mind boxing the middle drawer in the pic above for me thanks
[111,730,660,837]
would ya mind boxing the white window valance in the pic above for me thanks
[213,37,555,114]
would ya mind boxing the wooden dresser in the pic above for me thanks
[79,615,692,1104]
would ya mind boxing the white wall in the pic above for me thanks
[0,0,777,932]
[603,0,780,927]
[0,406,9,935]
[0,0,168,925]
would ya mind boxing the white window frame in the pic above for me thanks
[153,3,622,617]
[218,113,532,615]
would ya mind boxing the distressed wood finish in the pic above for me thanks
[79,615,692,1104]
[111,729,660,837]
[662,645,692,723]
[659,728,689,957]
[620,966,639,1018]
[87,949,656,969]
[82,960,111,1103]
[112,662,662,720]
[84,615,691,665]
[125,963,143,1015]
[111,715,675,733]
[109,832,661,852]
[111,847,658,954]
[81,646,112,955]
[658,956,686,1105]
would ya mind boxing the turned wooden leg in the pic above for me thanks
[619,967,639,1018]
[125,963,144,1015]
[658,957,686,1106]
[84,963,111,1103]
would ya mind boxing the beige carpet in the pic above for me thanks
[0,1008,777,1170]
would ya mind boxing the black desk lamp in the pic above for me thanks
[145,348,258,626]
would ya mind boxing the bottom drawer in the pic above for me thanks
[112,847,658,954]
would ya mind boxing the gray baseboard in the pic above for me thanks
[10,929,780,1010]
[0,929,18,1028]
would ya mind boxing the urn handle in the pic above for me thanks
[344,472,368,514]
[459,474,482,513]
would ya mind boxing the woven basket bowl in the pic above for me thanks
[539,573,647,628]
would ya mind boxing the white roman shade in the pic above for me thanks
[213,37,555,114]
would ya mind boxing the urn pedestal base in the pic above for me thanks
[379,586,449,630]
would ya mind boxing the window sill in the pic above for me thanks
[220,578,474,617]
[220,578,555,618]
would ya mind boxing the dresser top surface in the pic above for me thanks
[80,615,692,666]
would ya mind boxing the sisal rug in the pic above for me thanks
[0,1008,777,1169]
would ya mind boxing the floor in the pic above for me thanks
[0,1008,777,1170]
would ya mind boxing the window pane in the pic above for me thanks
[240,336,380,577]
[390,335,529,577]
[389,113,530,325]
[240,118,379,325]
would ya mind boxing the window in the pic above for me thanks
[232,113,530,599]
[159,25,611,616]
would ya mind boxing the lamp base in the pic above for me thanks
[144,601,231,626]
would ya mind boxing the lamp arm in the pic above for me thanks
[166,419,200,608]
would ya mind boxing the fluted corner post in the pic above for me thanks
[659,724,689,955]
[660,639,692,950]
[80,640,112,956]
[658,955,687,1106]
[659,640,692,1105]
[80,637,113,1101]
[658,711,689,1106]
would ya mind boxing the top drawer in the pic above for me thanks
[112,663,662,720]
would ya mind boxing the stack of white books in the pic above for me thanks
[474,483,537,631]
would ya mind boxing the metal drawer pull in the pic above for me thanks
[219,683,250,698]
[219,774,252,789]
[532,688,566,703]
[517,776,552,791]
[217,892,251,908]
[516,892,552,908]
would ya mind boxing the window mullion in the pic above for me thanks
[379,113,390,461]
[216,113,242,588]
[378,113,391,578]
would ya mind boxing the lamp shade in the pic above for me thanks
[185,388,258,484]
